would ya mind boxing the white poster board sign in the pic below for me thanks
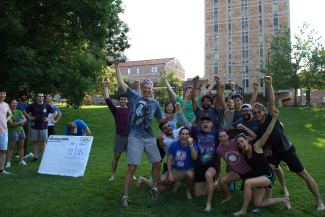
[38,135,93,177]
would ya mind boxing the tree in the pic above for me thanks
[0,0,130,108]
[111,76,132,99]
[88,66,119,97]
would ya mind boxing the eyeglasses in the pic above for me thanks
[253,110,263,115]
[164,124,171,130]
[241,109,250,113]
[232,94,242,99]
[233,99,241,103]
[143,79,153,85]
[235,133,247,140]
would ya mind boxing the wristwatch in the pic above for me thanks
[189,144,194,147]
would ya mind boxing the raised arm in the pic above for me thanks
[214,75,221,112]
[229,82,236,96]
[220,84,228,110]
[249,81,259,107]
[254,108,279,150]
[181,91,191,113]
[222,99,234,130]
[158,131,166,148]
[103,81,110,99]
[236,124,257,141]
[115,60,128,93]
[264,76,275,116]
[199,78,208,99]
[191,75,199,112]
[135,80,141,96]
[160,71,176,102]
[188,137,198,160]
[176,102,192,132]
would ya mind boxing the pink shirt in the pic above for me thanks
[0,102,11,134]
[217,138,251,175]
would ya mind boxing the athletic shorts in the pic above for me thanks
[253,170,275,190]
[194,164,218,183]
[113,134,128,153]
[127,134,161,165]
[8,130,26,142]
[30,129,48,142]
[234,170,254,180]
[163,168,194,182]
[267,144,304,173]
[0,134,8,150]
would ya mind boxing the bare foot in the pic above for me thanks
[283,187,289,197]
[133,175,137,180]
[317,203,325,211]
[204,204,211,211]
[283,197,291,210]
[221,197,231,204]
[137,177,143,188]
[171,183,180,192]
[109,175,114,181]
[233,210,246,216]
[186,191,192,200]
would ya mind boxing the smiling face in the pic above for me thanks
[236,136,249,151]
[119,96,127,107]
[185,88,192,99]
[142,83,153,99]
[202,97,212,111]
[218,131,229,147]
[45,97,52,104]
[9,100,17,110]
[20,94,27,102]
[179,128,190,145]
[233,97,243,110]
[165,103,174,114]
[252,107,266,123]
[162,123,173,136]
[0,91,6,102]
[241,107,252,121]
[201,119,213,133]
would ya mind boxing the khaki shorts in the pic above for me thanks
[164,168,194,182]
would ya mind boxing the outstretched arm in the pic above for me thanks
[254,108,279,150]
[188,137,197,160]
[249,81,259,107]
[135,80,141,96]
[158,131,166,148]
[176,102,192,132]
[103,81,110,99]
[222,99,234,130]
[199,78,208,99]
[181,91,191,113]
[236,124,257,141]
[191,75,199,112]
[115,60,128,93]
[265,76,275,116]
[160,71,177,102]
[220,84,228,110]
[229,82,236,96]
[214,75,221,112]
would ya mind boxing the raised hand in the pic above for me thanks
[214,75,220,83]
[224,109,229,117]
[114,58,119,66]
[175,102,181,111]
[203,78,209,85]
[103,81,109,87]
[229,99,234,108]
[160,71,167,80]
[220,84,225,92]
[158,131,165,141]
[229,82,235,89]
[237,124,244,130]
[166,113,176,121]
[253,81,259,90]
[135,80,140,86]
[264,76,272,85]
[188,137,193,145]
[193,75,199,83]
[272,108,279,118]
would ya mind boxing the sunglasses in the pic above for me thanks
[252,110,263,115]
[163,124,171,130]
[143,79,153,85]
[235,133,247,140]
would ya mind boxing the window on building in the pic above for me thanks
[214,0,218,5]
[274,18,278,26]
[259,35,263,43]
[214,66,219,74]
[243,79,249,88]
[259,19,262,27]
[229,23,231,31]
[246,66,249,73]
[229,65,232,73]
[127,68,130,74]
[228,9,231,17]
[214,52,219,60]
[260,48,263,57]
[136,67,139,74]
[214,11,218,19]
[242,34,248,43]
[242,49,249,58]
[228,0,231,3]
[229,51,232,59]
[297,89,301,96]
[151,66,157,73]
[259,5,262,13]
[214,37,219,46]
[273,3,278,12]
[242,7,248,15]
[260,64,264,70]
[274,32,279,37]
[242,21,248,29]
[214,24,218,32]
[229,38,232,45]
[242,66,246,73]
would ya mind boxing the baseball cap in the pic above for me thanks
[241,104,252,110]
[200,116,212,122]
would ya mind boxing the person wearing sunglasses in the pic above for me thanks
[233,108,291,216]
[114,60,174,207]
[23,92,57,162]
[253,76,324,211]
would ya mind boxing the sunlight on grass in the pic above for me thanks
[304,123,316,132]
[314,138,325,148]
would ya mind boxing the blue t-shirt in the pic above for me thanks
[158,112,179,136]
[168,141,198,170]
[65,119,88,136]
[17,102,30,124]
[125,87,162,138]
[191,126,220,165]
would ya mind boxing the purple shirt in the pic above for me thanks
[105,98,130,136]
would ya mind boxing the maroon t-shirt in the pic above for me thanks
[217,139,251,175]
[105,98,130,135]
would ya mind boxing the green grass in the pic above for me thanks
[1,106,325,216]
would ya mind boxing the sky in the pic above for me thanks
[119,0,325,80]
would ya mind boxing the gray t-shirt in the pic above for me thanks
[194,106,225,131]
[126,87,162,138]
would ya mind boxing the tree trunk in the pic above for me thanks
[293,87,297,105]
[306,87,311,105]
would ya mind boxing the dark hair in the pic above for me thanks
[217,129,229,137]
[235,133,248,153]
[185,86,193,91]
[231,94,242,101]
[0,87,6,93]
[19,91,28,98]
[165,102,175,114]
[8,99,17,104]
[118,94,127,100]
[201,95,213,104]
[67,122,77,131]
[179,127,190,135]
[159,122,169,131]
[37,92,44,97]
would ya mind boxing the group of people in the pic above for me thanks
[104,58,324,214]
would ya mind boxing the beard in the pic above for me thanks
[202,104,211,110]
[20,97,27,102]
[243,114,251,121]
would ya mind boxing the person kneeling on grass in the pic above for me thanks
[65,120,91,136]
[233,108,291,216]
[137,127,197,199]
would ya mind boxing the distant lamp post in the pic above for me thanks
[265,51,270,107]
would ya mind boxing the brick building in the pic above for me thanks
[205,0,290,105]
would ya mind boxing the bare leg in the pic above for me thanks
[185,170,195,199]
[32,141,38,158]
[204,168,217,211]
[253,188,291,210]
[123,164,137,196]
[194,182,206,197]
[0,150,5,170]
[40,141,46,157]
[152,161,161,188]
[275,166,289,196]
[219,171,241,203]
[296,170,324,211]
[110,152,121,181]
[17,139,24,161]
[6,142,15,163]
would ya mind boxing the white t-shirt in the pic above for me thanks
[162,127,183,164]
[0,102,11,134]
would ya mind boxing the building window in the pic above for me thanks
[214,24,218,32]
[259,35,263,43]
[260,64,264,70]
[242,21,248,29]
[228,9,231,17]
[274,18,278,26]
[229,65,232,73]
[259,5,262,13]
[151,66,157,73]
[214,37,219,46]
[214,66,219,74]
[242,7,248,15]
[214,11,218,19]
[214,0,218,5]
[259,19,262,28]
[229,51,232,59]
[229,38,232,45]
[242,49,249,58]
[260,48,263,57]
[243,79,249,88]
[228,0,231,3]
[246,66,249,73]
[136,68,139,74]
[214,52,219,60]
[127,68,131,74]
[229,23,231,31]
[273,3,278,12]
[242,34,248,43]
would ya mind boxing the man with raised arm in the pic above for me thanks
[176,100,235,211]
[159,71,201,126]
[103,80,140,181]
[115,61,174,207]
[192,75,224,131]
[253,76,324,211]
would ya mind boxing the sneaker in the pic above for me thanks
[24,152,34,158]
[19,160,27,166]
[1,170,12,174]
[149,175,153,182]
[32,158,38,162]
[15,155,19,158]
[150,188,160,200]
[121,197,130,207]
[5,162,11,168]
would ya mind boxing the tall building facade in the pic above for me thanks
[205,0,290,103]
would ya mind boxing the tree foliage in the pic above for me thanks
[111,76,132,99]
[0,0,130,108]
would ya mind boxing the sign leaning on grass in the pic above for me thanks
[38,136,93,177]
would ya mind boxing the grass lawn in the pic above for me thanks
[1,105,325,217]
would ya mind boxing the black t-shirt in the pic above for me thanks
[25,102,55,129]
[229,110,242,139]
[258,114,291,153]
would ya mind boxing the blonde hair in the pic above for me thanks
[253,102,265,111]
[46,94,52,99]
